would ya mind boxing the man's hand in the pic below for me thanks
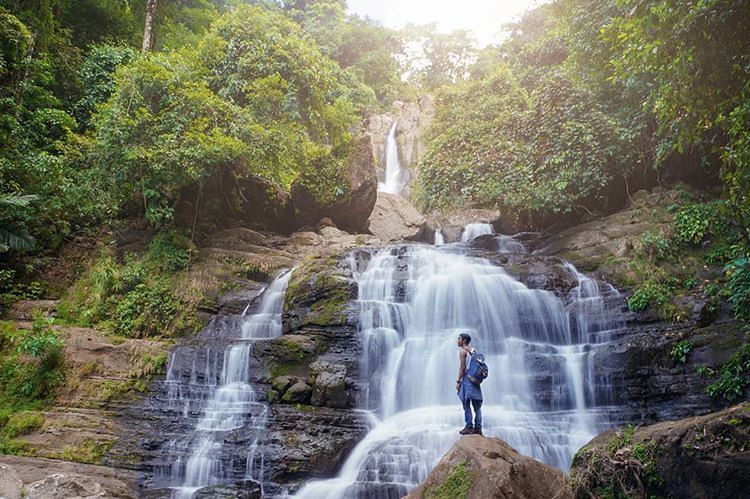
[456,381,461,392]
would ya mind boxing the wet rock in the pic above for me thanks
[282,381,313,404]
[0,464,23,499]
[194,480,261,498]
[310,361,348,408]
[272,375,301,394]
[267,405,369,487]
[283,256,358,332]
[291,135,377,233]
[407,435,572,499]
[570,403,750,499]
[591,320,749,422]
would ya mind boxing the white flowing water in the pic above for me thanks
[434,229,444,246]
[296,243,624,499]
[163,271,292,498]
[460,223,494,241]
[378,121,404,195]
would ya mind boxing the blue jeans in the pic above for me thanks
[462,398,482,429]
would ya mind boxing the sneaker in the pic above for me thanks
[473,427,483,435]
[459,426,474,435]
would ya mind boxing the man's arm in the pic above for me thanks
[456,349,467,391]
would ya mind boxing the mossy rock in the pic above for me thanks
[283,255,356,331]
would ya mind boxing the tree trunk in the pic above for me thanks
[141,0,158,54]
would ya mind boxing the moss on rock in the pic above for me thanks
[425,459,476,498]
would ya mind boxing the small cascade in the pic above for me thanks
[496,234,527,254]
[378,121,404,195]
[564,263,625,407]
[434,229,444,246]
[460,223,494,241]
[157,271,292,498]
[296,242,626,499]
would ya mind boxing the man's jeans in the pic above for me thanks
[462,398,482,429]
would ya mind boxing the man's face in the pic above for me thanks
[456,336,463,347]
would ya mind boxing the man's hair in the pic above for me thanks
[458,333,472,345]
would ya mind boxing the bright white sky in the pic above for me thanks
[347,0,545,47]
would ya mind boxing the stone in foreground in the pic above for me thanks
[406,435,572,499]
[570,402,750,499]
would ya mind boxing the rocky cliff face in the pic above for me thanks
[108,225,379,497]
[367,95,434,194]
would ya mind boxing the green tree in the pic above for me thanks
[91,5,362,226]
[401,24,477,90]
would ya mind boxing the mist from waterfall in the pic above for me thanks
[296,241,624,499]
[160,271,292,498]
[378,121,404,195]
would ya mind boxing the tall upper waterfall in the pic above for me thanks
[296,240,624,499]
[159,271,292,498]
[378,121,404,195]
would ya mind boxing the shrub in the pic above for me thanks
[637,231,673,262]
[0,316,64,404]
[112,280,179,338]
[670,340,694,364]
[145,231,193,273]
[672,203,713,245]
[698,344,750,402]
[4,411,44,437]
[724,256,750,323]
[627,279,674,313]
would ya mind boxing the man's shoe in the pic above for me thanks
[473,427,483,435]
[459,426,474,435]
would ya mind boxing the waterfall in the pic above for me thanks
[378,121,404,195]
[460,223,494,241]
[160,270,292,498]
[434,229,444,246]
[296,244,624,499]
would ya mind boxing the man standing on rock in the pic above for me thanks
[456,333,483,435]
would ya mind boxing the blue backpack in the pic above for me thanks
[466,349,489,386]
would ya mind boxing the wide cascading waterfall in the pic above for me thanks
[158,270,292,498]
[378,121,404,195]
[296,241,625,499]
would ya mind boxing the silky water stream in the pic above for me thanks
[155,271,292,498]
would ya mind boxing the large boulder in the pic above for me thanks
[291,135,377,233]
[406,435,572,499]
[570,403,750,499]
[0,464,23,499]
[175,170,296,235]
[367,192,425,242]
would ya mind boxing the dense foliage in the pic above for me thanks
[416,0,750,232]
[0,0,400,282]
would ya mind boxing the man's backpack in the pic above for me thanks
[466,348,489,386]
